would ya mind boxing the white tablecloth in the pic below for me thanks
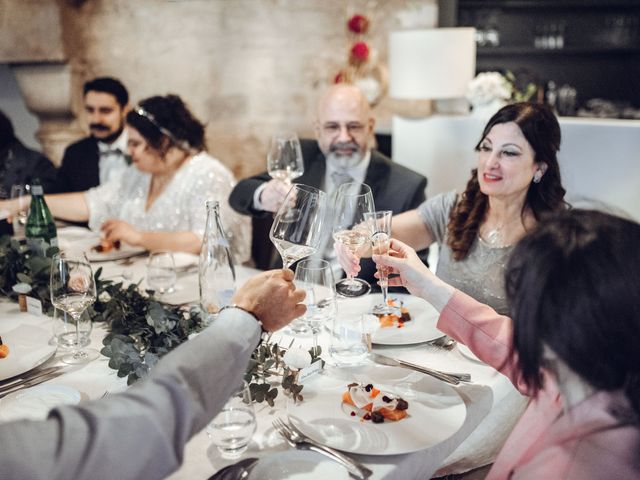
[0,247,527,479]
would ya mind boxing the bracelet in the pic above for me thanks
[219,304,266,333]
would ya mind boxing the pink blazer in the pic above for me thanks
[439,290,640,479]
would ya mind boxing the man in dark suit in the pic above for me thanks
[55,77,130,193]
[229,84,427,286]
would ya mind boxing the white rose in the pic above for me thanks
[283,348,312,370]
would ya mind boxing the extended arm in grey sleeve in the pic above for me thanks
[0,309,261,480]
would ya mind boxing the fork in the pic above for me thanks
[272,418,372,479]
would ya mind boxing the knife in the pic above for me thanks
[0,366,65,393]
[0,371,65,399]
[370,353,468,385]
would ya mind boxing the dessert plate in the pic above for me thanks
[338,293,443,345]
[57,227,145,262]
[0,322,56,382]
[287,364,466,455]
[0,384,81,421]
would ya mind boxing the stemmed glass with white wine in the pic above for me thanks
[267,132,304,186]
[269,184,326,270]
[332,182,375,297]
[50,251,99,364]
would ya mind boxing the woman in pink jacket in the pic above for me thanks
[373,209,640,479]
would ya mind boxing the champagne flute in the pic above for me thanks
[10,184,29,238]
[50,251,99,364]
[269,184,326,270]
[333,182,375,297]
[267,132,304,186]
[294,259,337,347]
[364,210,397,315]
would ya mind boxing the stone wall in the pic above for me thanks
[1,0,437,178]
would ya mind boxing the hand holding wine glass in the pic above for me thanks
[332,182,375,297]
[364,210,396,315]
[270,184,326,270]
[267,132,304,186]
[50,251,99,364]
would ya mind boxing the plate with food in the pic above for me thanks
[287,364,467,455]
[338,293,443,345]
[57,227,145,262]
[0,322,57,382]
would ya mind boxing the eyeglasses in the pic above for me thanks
[133,106,189,150]
[321,122,367,137]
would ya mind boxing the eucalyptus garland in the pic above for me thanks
[0,235,310,401]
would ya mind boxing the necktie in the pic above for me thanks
[331,171,354,188]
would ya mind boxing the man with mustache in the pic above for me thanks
[229,84,427,285]
[55,77,130,193]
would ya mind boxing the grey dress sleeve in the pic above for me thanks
[416,190,458,243]
[0,310,261,480]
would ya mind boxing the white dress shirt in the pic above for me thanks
[97,129,129,185]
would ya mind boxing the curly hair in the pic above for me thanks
[447,102,567,260]
[126,94,206,153]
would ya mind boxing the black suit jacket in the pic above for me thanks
[54,137,100,193]
[229,139,428,284]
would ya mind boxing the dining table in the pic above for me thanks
[0,227,528,479]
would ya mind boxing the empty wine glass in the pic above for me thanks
[267,132,304,186]
[270,184,326,270]
[50,251,99,364]
[294,258,337,345]
[364,210,397,315]
[147,251,177,298]
[206,382,256,459]
[332,182,375,297]
[10,184,29,238]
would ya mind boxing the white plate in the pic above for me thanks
[249,450,349,480]
[0,323,56,381]
[0,384,81,421]
[287,364,467,455]
[458,343,483,364]
[57,227,145,262]
[338,293,443,345]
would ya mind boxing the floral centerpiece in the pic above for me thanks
[466,70,538,116]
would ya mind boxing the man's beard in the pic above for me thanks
[326,141,364,170]
[90,124,124,144]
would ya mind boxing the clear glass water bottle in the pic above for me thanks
[25,180,58,255]
[199,200,236,320]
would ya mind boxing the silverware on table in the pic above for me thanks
[430,335,457,350]
[370,353,471,385]
[207,457,258,480]
[0,371,65,399]
[0,365,65,393]
[272,418,372,479]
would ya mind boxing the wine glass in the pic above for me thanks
[206,381,256,459]
[332,182,375,297]
[364,210,397,315]
[10,184,29,238]
[146,251,177,298]
[270,184,326,270]
[50,251,99,364]
[267,132,304,186]
[294,259,337,346]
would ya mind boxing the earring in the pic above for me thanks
[533,170,543,183]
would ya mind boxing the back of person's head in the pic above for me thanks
[83,77,129,107]
[126,94,205,152]
[0,109,15,151]
[477,102,566,217]
[506,209,640,415]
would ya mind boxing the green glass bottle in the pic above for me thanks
[25,181,58,255]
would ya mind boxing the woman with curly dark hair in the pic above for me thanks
[0,95,249,260]
[388,102,568,314]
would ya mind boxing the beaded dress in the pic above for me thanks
[85,151,250,263]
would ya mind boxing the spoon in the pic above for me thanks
[207,457,258,480]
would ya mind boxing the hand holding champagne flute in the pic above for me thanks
[365,210,396,314]
[333,182,375,297]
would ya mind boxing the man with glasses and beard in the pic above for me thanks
[229,83,427,284]
[54,77,130,193]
